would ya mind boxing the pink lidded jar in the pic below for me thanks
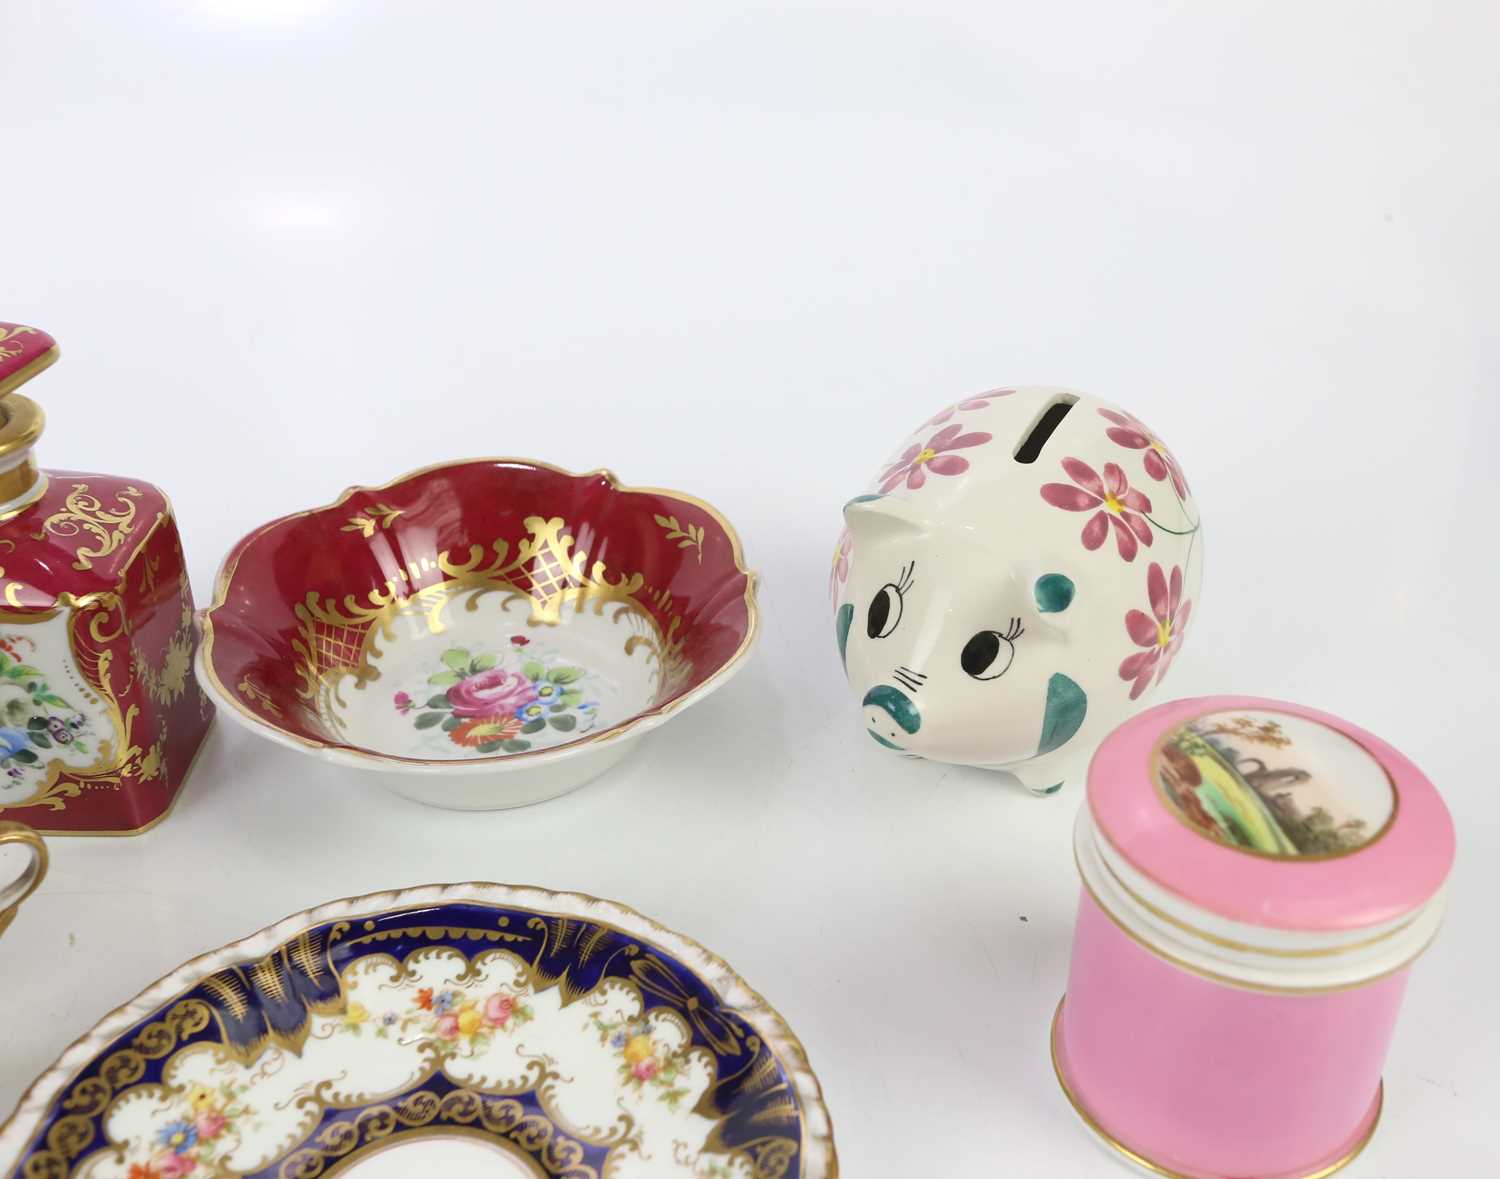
[1053,695,1455,1178]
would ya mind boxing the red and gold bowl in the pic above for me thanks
[197,459,758,809]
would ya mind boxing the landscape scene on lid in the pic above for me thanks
[1155,710,1395,859]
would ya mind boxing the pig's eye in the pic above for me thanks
[961,617,1024,680]
[867,584,903,639]
[867,561,914,640]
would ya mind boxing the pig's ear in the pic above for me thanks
[1024,567,1079,630]
[843,494,927,543]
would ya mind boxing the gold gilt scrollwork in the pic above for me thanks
[275,1090,598,1179]
[0,539,21,610]
[16,914,796,1179]
[238,675,283,715]
[0,325,38,361]
[653,513,705,562]
[340,503,403,537]
[630,955,743,1057]
[698,1031,801,1179]
[136,740,165,783]
[345,921,531,950]
[31,484,142,572]
[20,1000,212,1179]
[133,588,197,709]
[0,592,140,815]
[741,1137,801,1179]
[291,515,692,706]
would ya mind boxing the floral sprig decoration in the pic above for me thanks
[1040,458,1155,562]
[337,983,535,1059]
[395,644,595,753]
[590,1013,692,1109]
[128,1080,257,1178]
[1119,562,1193,699]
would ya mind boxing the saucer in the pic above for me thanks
[0,883,836,1179]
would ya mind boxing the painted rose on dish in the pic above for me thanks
[446,666,537,719]
[395,644,599,756]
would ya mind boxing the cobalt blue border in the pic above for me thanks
[12,900,804,1178]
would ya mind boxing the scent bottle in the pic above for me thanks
[0,322,213,833]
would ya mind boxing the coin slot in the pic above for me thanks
[1013,394,1077,463]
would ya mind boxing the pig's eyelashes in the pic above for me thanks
[868,561,916,639]
[867,582,904,639]
[961,619,1024,680]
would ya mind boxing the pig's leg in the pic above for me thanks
[1006,746,1081,796]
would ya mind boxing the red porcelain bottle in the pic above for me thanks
[0,323,213,833]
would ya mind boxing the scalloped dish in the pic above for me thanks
[0,883,837,1179]
[197,459,758,809]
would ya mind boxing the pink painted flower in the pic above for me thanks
[879,423,992,493]
[392,691,413,715]
[1119,563,1193,700]
[193,1112,226,1141]
[483,993,515,1028]
[925,388,1014,426]
[446,667,537,720]
[1040,458,1154,561]
[154,1155,196,1179]
[1099,408,1189,499]
[829,528,852,601]
[435,1013,461,1040]
[510,635,530,646]
[631,1058,660,1081]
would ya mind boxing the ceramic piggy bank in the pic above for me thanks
[831,387,1203,794]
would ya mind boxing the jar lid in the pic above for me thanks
[1087,696,1455,936]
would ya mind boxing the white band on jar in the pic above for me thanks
[1074,806,1447,993]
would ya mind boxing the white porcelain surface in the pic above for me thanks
[207,684,643,810]
[338,600,649,760]
[0,884,835,1179]
[198,592,730,809]
[2,3,1496,1174]
[835,387,1202,794]
[1076,807,1448,990]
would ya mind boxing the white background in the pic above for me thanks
[2,2,1497,1174]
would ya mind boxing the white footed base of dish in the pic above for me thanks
[377,735,639,810]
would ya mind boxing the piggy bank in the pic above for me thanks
[831,387,1203,795]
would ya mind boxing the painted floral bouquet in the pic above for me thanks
[394,638,598,755]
